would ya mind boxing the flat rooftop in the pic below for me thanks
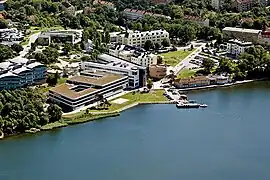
[68,73,123,86]
[50,83,96,99]
[50,72,126,99]
[223,27,261,34]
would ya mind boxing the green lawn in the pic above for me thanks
[57,77,68,85]
[21,26,64,46]
[63,90,167,118]
[161,49,195,67]
[177,68,197,78]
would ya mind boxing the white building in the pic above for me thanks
[227,39,252,56]
[109,29,169,47]
[0,28,24,44]
[38,29,82,45]
[49,71,128,111]
[109,44,158,67]
[80,54,146,89]
[212,0,223,10]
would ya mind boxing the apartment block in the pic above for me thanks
[109,44,158,67]
[226,39,252,56]
[0,28,24,45]
[222,27,262,43]
[61,1,76,15]
[109,30,169,47]
[0,58,47,90]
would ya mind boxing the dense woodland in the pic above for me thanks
[0,89,62,136]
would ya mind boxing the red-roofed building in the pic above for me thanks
[93,0,115,9]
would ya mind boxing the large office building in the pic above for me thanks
[226,39,252,56]
[109,44,158,67]
[49,71,128,111]
[222,27,262,43]
[81,54,146,89]
[38,30,82,45]
[0,59,47,90]
[110,30,169,47]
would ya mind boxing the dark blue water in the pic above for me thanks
[1,82,270,180]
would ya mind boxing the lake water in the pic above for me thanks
[1,82,270,180]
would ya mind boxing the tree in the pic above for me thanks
[11,43,23,53]
[0,19,8,29]
[202,58,215,74]
[0,44,14,61]
[161,38,170,47]
[104,30,110,44]
[144,40,154,51]
[147,79,153,89]
[34,52,48,64]
[157,56,163,64]
[47,104,62,123]
[62,44,73,55]
[46,72,59,86]
[154,43,161,50]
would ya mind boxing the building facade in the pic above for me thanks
[38,30,82,45]
[0,28,24,44]
[61,1,76,15]
[149,64,167,80]
[173,76,211,88]
[81,54,146,89]
[183,15,210,27]
[110,30,170,47]
[123,9,171,20]
[232,0,267,12]
[49,71,128,111]
[109,44,158,67]
[212,0,223,10]
[0,0,7,11]
[226,39,252,56]
[222,27,261,43]
[0,61,47,90]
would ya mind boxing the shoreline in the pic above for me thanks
[176,79,267,91]
[1,79,267,140]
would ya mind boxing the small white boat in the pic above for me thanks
[200,104,208,108]
[176,103,200,108]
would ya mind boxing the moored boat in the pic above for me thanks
[176,103,200,108]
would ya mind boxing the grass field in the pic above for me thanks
[177,68,197,78]
[161,49,195,67]
[62,90,167,118]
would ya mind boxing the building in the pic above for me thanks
[150,0,172,4]
[261,27,270,42]
[173,76,210,88]
[0,28,24,44]
[93,0,115,9]
[81,54,146,89]
[212,0,223,10]
[109,30,169,47]
[38,30,82,45]
[109,44,158,67]
[222,27,261,43]
[226,39,252,56]
[61,1,76,15]
[0,0,7,11]
[149,64,167,80]
[123,9,171,20]
[0,60,47,90]
[49,71,128,111]
[232,0,267,12]
[183,15,210,27]
[209,75,229,85]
